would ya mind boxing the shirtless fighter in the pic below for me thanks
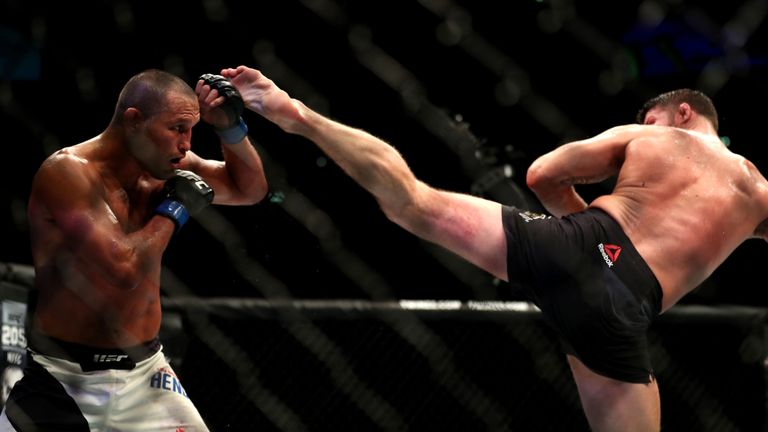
[222,65,768,431]
[0,70,267,431]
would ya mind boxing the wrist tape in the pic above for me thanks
[155,199,189,233]
[215,117,248,144]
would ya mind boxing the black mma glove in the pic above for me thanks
[199,73,248,144]
[154,170,214,233]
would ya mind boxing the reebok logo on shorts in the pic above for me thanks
[598,243,621,267]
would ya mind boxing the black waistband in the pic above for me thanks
[28,329,161,372]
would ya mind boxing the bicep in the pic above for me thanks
[181,149,267,205]
[391,183,508,281]
[180,152,229,199]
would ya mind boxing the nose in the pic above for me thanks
[178,133,192,152]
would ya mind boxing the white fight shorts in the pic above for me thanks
[0,347,208,431]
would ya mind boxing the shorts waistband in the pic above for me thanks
[28,329,161,372]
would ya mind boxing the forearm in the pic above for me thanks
[80,216,174,290]
[531,186,588,218]
[124,217,175,285]
[220,137,269,203]
[526,148,597,217]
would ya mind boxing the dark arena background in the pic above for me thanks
[2,1,768,431]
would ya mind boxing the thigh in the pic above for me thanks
[567,355,660,432]
[2,356,90,431]
[112,353,209,432]
[0,410,16,432]
[31,350,209,432]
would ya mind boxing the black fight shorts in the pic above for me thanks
[502,206,663,384]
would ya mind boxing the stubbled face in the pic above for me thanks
[126,92,200,180]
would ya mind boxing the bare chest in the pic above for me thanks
[103,186,160,232]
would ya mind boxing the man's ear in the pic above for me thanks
[122,107,143,129]
[678,102,693,123]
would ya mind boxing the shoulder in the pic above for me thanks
[744,158,768,196]
[32,147,101,196]
[587,124,680,147]
[37,145,77,167]
[37,144,97,175]
[622,125,694,152]
[600,124,671,135]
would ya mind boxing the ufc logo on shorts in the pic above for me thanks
[93,354,130,363]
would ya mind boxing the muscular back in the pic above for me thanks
[591,128,768,310]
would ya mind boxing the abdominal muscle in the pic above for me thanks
[32,264,162,348]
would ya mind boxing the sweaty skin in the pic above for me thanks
[28,141,171,348]
[27,83,267,348]
[527,112,768,312]
[222,65,768,432]
[224,65,768,314]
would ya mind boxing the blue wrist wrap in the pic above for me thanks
[215,117,248,144]
[155,199,189,232]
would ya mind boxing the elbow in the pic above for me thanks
[246,180,269,205]
[525,161,547,194]
[254,178,270,204]
[108,243,162,291]
[236,176,269,205]
[525,161,563,205]
[252,188,268,205]
[109,262,143,291]
[526,153,569,197]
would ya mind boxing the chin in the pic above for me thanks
[148,167,174,181]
